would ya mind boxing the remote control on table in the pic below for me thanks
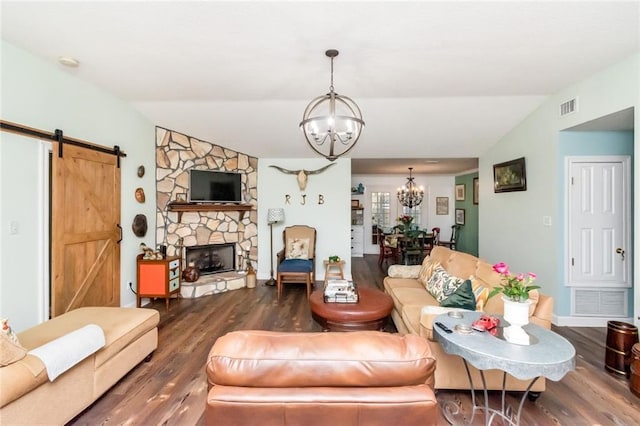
[435,321,453,334]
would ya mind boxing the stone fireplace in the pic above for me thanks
[185,243,235,275]
[156,127,258,298]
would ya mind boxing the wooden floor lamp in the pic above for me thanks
[266,208,285,286]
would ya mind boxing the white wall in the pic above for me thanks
[479,52,639,326]
[0,41,155,331]
[257,158,351,281]
[351,174,456,254]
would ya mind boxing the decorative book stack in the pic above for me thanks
[324,280,358,303]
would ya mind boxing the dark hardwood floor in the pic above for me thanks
[70,255,639,425]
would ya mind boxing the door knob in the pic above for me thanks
[616,248,625,260]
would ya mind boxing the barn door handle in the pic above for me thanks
[116,224,123,244]
[616,248,625,260]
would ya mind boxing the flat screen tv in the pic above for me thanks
[189,170,242,203]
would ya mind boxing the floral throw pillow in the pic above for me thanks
[426,265,466,303]
[286,238,310,259]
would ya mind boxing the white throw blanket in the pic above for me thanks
[28,324,105,381]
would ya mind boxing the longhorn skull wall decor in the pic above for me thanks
[269,163,335,191]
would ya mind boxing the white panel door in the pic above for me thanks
[568,158,630,287]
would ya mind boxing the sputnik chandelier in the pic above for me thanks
[397,167,424,208]
[300,49,365,161]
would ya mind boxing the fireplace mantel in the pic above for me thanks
[168,202,253,222]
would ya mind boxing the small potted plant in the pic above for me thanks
[488,262,539,302]
[488,262,540,344]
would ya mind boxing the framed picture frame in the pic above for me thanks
[436,197,449,215]
[455,208,465,225]
[455,184,466,201]
[351,199,360,208]
[493,157,527,193]
[473,177,479,205]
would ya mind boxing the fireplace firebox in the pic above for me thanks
[185,243,235,275]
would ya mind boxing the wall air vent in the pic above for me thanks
[572,288,626,317]
[560,97,578,117]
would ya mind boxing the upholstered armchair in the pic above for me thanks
[276,225,316,302]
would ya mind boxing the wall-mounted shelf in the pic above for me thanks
[168,202,252,222]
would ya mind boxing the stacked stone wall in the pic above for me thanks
[155,127,258,267]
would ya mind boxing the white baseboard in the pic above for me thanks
[553,314,635,327]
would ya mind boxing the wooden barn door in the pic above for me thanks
[51,143,121,316]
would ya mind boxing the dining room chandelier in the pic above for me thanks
[300,49,365,161]
[397,167,424,208]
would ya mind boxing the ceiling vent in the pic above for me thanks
[560,97,578,117]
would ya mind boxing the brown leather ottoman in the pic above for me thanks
[309,287,394,331]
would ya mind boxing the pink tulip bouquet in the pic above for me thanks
[488,262,540,302]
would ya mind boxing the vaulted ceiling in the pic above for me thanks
[2,1,638,174]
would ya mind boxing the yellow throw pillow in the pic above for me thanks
[0,330,27,366]
[417,257,438,288]
[469,276,490,311]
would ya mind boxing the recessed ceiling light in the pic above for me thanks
[58,56,80,67]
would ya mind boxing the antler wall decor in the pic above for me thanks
[269,164,335,191]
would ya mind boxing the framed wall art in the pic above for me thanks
[455,208,465,225]
[473,177,479,204]
[455,184,466,201]
[493,157,527,193]
[436,197,449,215]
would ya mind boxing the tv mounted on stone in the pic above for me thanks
[189,170,242,203]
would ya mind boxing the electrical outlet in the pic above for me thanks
[9,221,19,235]
[543,216,552,226]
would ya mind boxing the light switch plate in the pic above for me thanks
[543,216,552,226]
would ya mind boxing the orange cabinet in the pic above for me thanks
[136,254,181,310]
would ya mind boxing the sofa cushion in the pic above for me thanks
[400,305,423,336]
[426,265,465,303]
[16,307,159,369]
[440,250,480,280]
[440,279,476,311]
[0,354,47,408]
[383,277,424,295]
[207,330,436,388]
[387,287,436,314]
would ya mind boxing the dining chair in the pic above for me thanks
[402,230,425,265]
[378,227,400,266]
[423,227,439,255]
[438,225,460,251]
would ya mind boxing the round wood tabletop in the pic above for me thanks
[309,287,394,332]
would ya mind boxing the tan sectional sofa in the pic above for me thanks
[383,246,554,393]
[1,307,159,425]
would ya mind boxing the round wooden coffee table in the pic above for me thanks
[309,287,394,332]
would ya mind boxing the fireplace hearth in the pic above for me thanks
[185,243,235,275]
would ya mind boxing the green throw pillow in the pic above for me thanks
[440,279,476,311]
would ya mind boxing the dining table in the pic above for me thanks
[384,230,434,265]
